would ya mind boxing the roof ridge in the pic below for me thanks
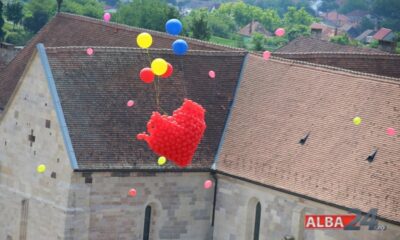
[44,46,247,56]
[251,53,400,84]
[57,12,244,51]
[274,52,397,56]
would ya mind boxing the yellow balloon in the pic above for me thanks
[158,156,167,166]
[37,164,46,173]
[151,58,168,76]
[353,116,362,126]
[137,32,153,49]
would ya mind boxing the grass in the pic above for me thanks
[209,35,237,48]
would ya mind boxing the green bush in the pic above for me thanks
[5,31,33,45]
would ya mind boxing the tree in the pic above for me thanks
[319,0,339,12]
[208,12,236,38]
[188,9,211,40]
[284,7,314,27]
[5,1,24,28]
[357,17,375,33]
[116,0,179,31]
[57,0,63,13]
[339,0,367,14]
[23,10,49,33]
[251,32,265,51]
[286,24,310,41]
[0,1,5,41]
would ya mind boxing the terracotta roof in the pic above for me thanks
[273,52,400,79]
[44,47,246,170]
[276,36,385,54]
[0,12,235,109]
[310,23,338,41]
[216,53,400,224]
[323,11,350,25]
[373,28,392,41]
[237,21,271,37]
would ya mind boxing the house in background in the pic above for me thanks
[373,27,397,53]
[310,22,339,40]
[355,29,376,44]
[339,24,359,39]
[237,20,272,44]
[322,10,350,27]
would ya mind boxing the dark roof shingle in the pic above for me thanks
[45,47,246,170]
[0,12,234,109]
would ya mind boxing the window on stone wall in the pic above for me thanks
[143,205,152,240]
[19,199,29,240]
[253,202,261,240]
[246,198,262,240]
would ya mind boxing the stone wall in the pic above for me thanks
[0,52,73,239]
[213,174,400,240]
[66,171,215,240]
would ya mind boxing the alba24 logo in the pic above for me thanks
[305,209,387,231]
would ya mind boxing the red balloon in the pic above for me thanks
[140,68,155,83]
[161,63,173,78]
[128,188,137,197]
[137,99,206,167]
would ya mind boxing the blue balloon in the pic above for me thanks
[166,19,182,36]
[172,39,188,55]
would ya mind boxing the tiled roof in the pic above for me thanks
[44,47,246,170]
[237,21,272,37]
[275,36,385,54]
[373,28,392,41]
[0,12,235,109]
[273,52,400,79]
[216,53,400,223]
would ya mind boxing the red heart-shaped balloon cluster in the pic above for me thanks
[137,99,206,167]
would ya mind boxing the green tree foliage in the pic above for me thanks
[208,12,236,38]
[0,1,5,41]
[251,32,265,51]
[217,2,281,31]
[330,34,359,46]
[116,0,179,31]
[283,7,314,40]
[61,0,104,18]
[283,7,314,27]
[187,9,211,40]
[286,24,310,41]
[372,0,400,31]
[5,1,24,28]
[244,0,293,15]
[25,0,56,15]
[23,10,49,33]
[319,0,339,12]
[357,17,374,33]
[339,0,367,14]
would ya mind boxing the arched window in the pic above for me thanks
[253,202,261,240]
[246,198,262,240]
[143,205,152,240]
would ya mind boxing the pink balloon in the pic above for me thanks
[86,48,94,56]
[128,188,137,197]
[204,180,213,189]
[263,51,271,60]
[387,127,396,136]
[208,70,215,79]
[275,28,285,37]
[103,13,111,22]
[127,100,135,107]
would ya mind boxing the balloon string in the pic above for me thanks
[180,58,187,97]
[145,49,163,113]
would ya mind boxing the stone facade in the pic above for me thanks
[213,174,400,240]
[66,172,214,240]
[0,52,73,239]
